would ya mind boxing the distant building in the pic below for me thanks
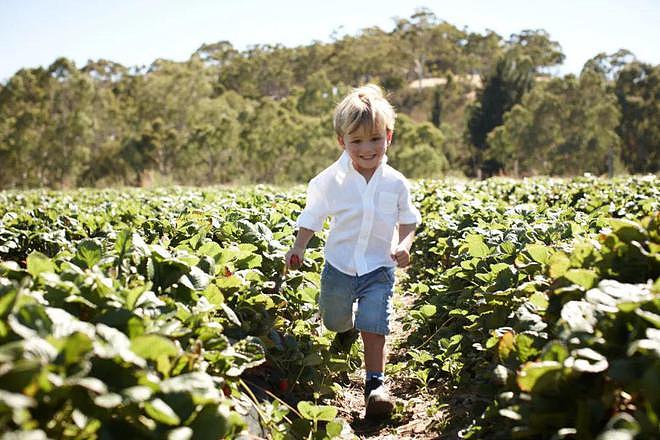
[408,74,552,101]
[408,74,553,89]
[408,74,483,90]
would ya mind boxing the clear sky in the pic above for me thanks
[1,0,658,82]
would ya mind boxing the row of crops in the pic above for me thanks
[0,175,658,439]
[401,176,659,438]
[0,187,355,439]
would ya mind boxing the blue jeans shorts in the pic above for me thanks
[319,263,396,336]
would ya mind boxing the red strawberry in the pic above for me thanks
[290,255,301,269]
[278,378,289,393]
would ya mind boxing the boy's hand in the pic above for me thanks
[391,245,411,267]
[285,248,304,270]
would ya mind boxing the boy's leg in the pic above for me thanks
[321,263,359,353]
[362,330,393,418]
[353,266,395,336]
[354,266,396,417]
[331,326,360,354]
[361,331,386,372]
[319,263,356,333]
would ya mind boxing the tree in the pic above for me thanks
[467,51,535,176]
[78,59,129,186]
[132,58,214,177]
[193,41,238,68]
[291,41,336,87]
[119,118,163,186]
[388,114,450,177]
[393,9,468,87]
[1,10,653,187]
[507,29,565,73]
[0,67,49,187]
[178,92,245,184]
[614,61,659,172]
[297,71,334,116]
[431,85,443,127]
[0,58,97,187]
[329,27,402,87]
[582,50,635,81]
[44,57,96,186]
[217,44,294,98]
[488,71,622,176]
[463,30,504,75]
[239,98,298,182]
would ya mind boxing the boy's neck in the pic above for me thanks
[353,162,377,182]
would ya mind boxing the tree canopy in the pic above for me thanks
[0,10,657,188]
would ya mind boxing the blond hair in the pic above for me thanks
[333,84,396,137]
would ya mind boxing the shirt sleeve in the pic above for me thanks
[296,176,329,232]
[398,180,422,225]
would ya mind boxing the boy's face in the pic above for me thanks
[338,125,392,173]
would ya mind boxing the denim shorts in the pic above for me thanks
[319,263,396,336]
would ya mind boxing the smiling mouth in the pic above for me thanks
[360,154,377,160]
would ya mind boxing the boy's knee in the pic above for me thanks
[321,313,353,333]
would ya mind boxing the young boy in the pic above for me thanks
[285,84,421,418]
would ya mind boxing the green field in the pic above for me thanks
[1,176,658,439]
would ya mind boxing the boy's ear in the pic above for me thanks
[337,135,345,147]
[386,130,393,145]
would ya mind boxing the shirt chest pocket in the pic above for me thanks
[377,192,398,215]
[372,191,398,242]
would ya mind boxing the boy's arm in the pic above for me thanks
[391,223,416,267]
[285,227,315,269]
[289,175,328,269]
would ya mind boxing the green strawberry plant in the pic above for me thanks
[403,176,659,438]
[0,186,353,438]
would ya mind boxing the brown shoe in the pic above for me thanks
[364,378,394,418]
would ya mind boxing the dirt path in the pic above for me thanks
[329,271,449,439]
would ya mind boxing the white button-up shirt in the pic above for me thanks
[296,151,422,276]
